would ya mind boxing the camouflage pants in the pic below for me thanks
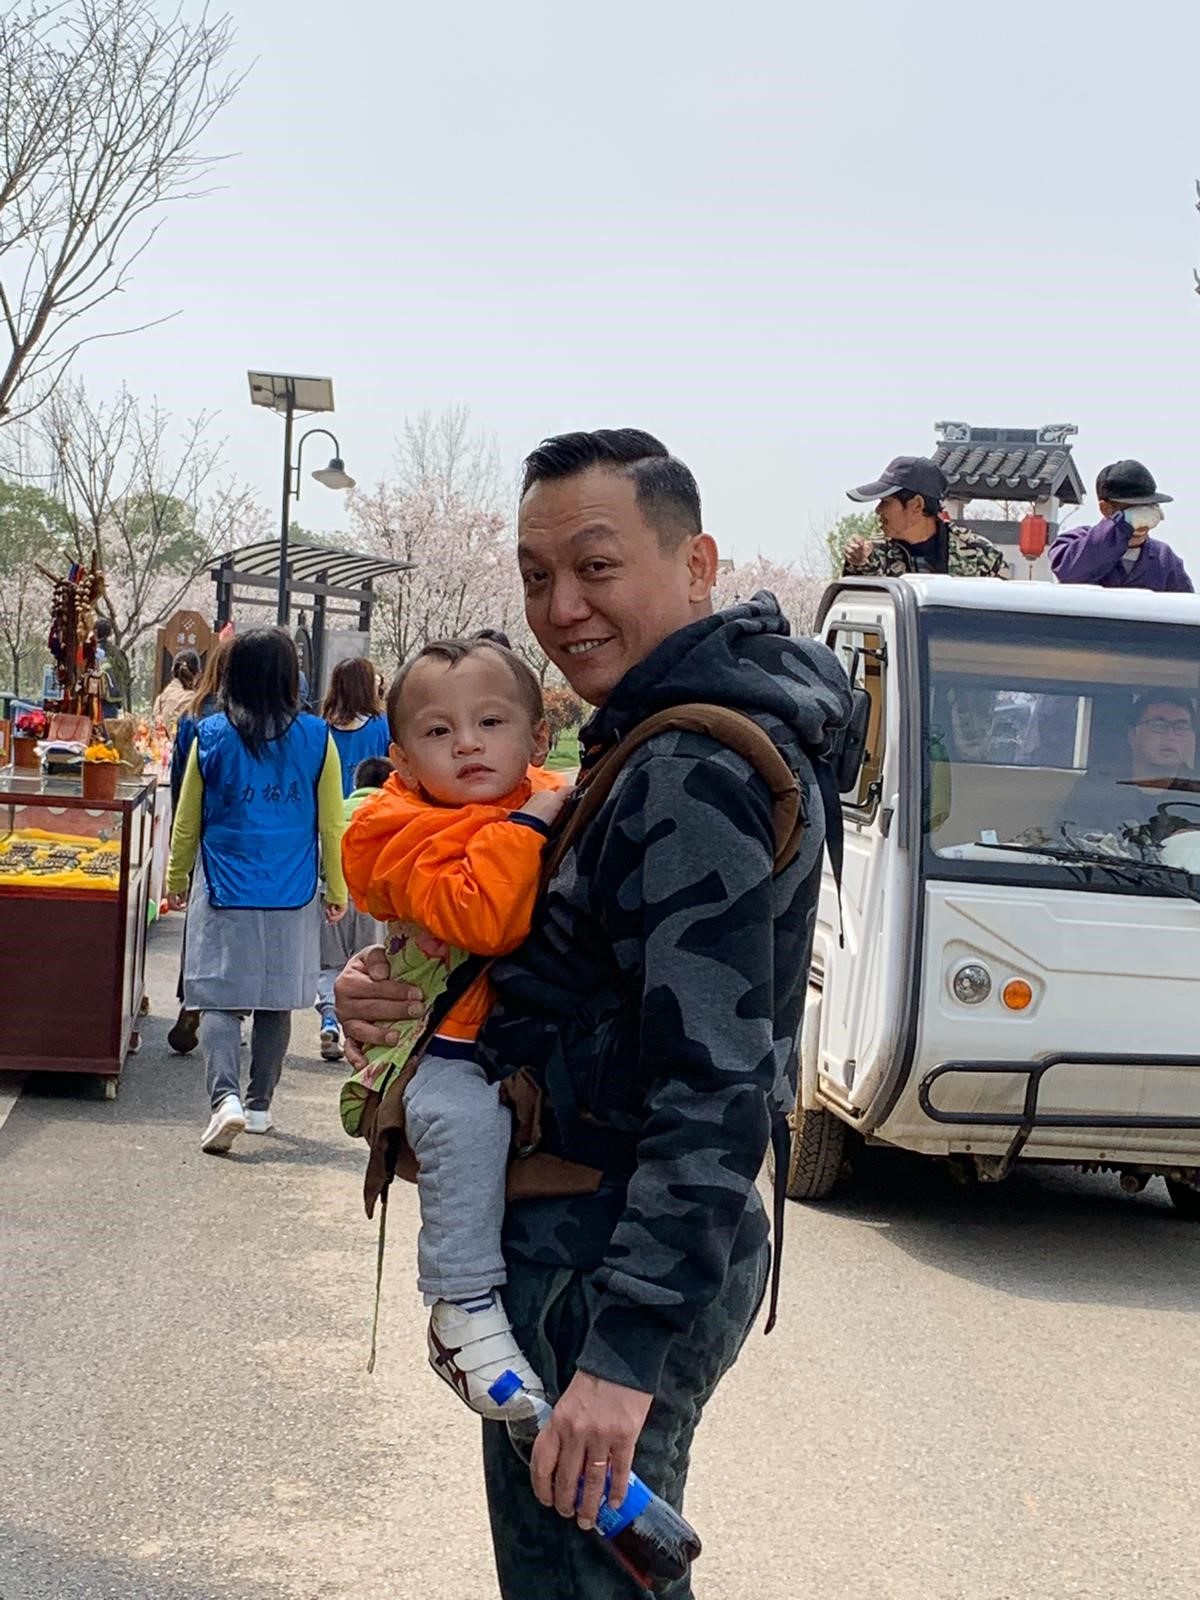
[482,1242,770,1598]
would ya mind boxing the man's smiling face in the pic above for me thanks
[517,466,717,705]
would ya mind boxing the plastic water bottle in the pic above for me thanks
[488,1369,702,1594]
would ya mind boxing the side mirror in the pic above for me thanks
[832,687,872,795]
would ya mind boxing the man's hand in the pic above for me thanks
[843,535,875,572]
[167,890,187,912]
[324,901,348,925]
[529,1371,653,1530]
[521,785,572,827]
[334,945,425,1068]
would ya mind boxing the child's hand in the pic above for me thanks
[167,890,187,913]
[325,901,348,925]
[521,785,572,826]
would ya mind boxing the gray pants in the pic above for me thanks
[201,1009,291,1112]
[402,1050,511,1302]
[315,906,386,1016]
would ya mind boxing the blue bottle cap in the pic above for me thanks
[487,1369,525,1406]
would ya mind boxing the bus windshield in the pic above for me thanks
[922,610,1200,897]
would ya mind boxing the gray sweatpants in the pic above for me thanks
[402,1049,511,1302]
[201,1009,291,1112]
[315,906,387,1015]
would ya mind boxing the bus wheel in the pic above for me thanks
[785,1107,846,1201]
[1165,1178,1200,1219]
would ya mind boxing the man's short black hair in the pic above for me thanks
[1131,688,1197,725]
[520,428,702,549]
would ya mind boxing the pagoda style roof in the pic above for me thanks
[933,422,1085,505]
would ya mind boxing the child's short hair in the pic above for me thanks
[353,756,394,790]
[386,634,545,741]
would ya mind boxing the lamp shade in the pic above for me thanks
[312,458,356,492]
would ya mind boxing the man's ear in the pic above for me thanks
[687,533,719,601]
[390,739,417,790]
[530,719,551,768]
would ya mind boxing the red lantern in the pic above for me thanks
[1019,512,1048,560]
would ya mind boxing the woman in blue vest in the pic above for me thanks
[321,656,390,798]
[166,629,349,1154]
[313,655,391,1058]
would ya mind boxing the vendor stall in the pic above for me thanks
[0,770,155,1096]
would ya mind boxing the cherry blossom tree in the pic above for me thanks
[713,552,826,636]
[347,407,547,676]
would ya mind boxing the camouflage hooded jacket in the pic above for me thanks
[476,593,851,1394]
[844,522,1007,578]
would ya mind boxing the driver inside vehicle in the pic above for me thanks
[1057,690,1198,840]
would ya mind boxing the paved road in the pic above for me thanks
[2,917,1199,1599]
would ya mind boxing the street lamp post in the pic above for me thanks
[279,424,356,624]
[248,372,356,626]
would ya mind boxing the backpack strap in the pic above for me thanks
[541,702,805,888]
[539,703,817,1341]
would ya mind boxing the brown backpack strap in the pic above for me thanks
[541,702,804,887]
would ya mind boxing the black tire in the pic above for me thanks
[785,1105,847,1201]
[1166,1178,1200,1219]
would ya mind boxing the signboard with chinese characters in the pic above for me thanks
[155,610,216,695]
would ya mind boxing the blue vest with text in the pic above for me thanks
[197,713,329,909]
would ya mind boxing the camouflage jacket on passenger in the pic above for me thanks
[843,522,1008,579]
[476,593,852,1394]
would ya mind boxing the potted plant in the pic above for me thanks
[13,709,49,770]
[82,740,121,802]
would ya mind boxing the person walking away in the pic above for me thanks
[167,636,235,1056]
[335,429,851,1598]
[842,455,1007,577]
[165,628,349,1153]
[341,636,569,1411]
[322,657,391,795]
[93,616,131,718]
[312,755,392,1060]
[1048,461,1192,592]
[153,651,201,731]
[315,658,392,1057]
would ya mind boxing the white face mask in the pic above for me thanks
[1123,504,1165,533]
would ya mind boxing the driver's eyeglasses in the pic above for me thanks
[1138,718,1194,736]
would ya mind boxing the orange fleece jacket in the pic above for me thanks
[341,766,564,1040]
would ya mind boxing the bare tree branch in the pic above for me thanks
[0,1,247,423]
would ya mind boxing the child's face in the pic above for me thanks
[392,652,549,805]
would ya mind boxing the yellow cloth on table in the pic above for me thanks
[0,827,121,891]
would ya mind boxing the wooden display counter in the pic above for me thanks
[0,770,155,1097]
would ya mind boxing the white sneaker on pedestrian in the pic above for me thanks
[319,1020,343,1062]
[427,1292,545,1419]
[244,1109,273,1135]
[200,1094,246,1154]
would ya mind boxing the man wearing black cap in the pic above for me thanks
[1049,461,1192,593]
[843,456,1006,578]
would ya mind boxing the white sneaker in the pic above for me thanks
[244,1109,273,1135]
[200,1094,246,1154]
[427,1293,545,1419]
[319,1020,343,1062]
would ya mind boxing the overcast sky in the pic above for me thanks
[74,0,1200,572]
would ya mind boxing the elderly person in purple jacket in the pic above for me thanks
[1049,460,1193,593]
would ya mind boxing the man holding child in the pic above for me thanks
[338,429,851,1597]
